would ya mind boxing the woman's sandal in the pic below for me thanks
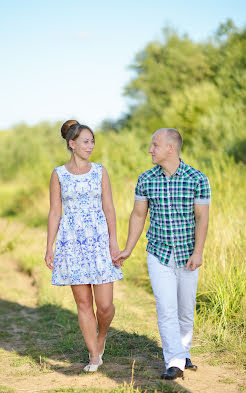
[99,338,106,359]
[83,355,103,373]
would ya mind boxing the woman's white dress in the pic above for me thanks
[51,162,123,286]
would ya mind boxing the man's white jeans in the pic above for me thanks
[147,251,199,371]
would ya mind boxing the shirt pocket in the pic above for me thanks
[174,182,195,214]
[173,194,194,223]
[178,195,194,213]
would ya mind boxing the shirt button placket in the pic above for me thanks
[168,179,176,258]
[167,178,174,248]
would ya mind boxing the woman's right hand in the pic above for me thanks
[45,249,55,270]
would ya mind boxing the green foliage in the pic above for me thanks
[211,20,246,103]
[122,20,246,159]
[125,28,211,112]
[161,82,221,145]
[0,121,65,184]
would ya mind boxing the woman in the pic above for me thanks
[45,120,123,372]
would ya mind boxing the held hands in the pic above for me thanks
[185,253,203,271]
[112,249,131,267]
[45,249,55,270]
[110,240,131,267]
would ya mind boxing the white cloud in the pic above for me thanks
[75,31,94,40]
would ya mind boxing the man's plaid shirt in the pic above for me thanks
[135,159,211,267]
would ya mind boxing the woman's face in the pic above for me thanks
[70,129,95,159]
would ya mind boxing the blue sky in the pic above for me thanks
[1,0,245,130]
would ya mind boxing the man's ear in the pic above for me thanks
[169,144,175,153]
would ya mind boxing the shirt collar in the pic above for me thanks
[154,158,185,178]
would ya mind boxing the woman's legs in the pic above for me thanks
[71,284,99,364]
[93,282,115,355]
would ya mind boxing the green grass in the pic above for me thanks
[42,382,190,393]
[218,378,236,384]
[0,386,17,393]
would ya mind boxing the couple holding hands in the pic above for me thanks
[45,120,211,380]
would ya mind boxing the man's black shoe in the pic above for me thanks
[161,367,183,380]
[185,358,198,371]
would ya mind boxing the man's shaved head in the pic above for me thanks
[153,128,183,154]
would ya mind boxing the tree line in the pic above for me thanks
[101,20,246,163]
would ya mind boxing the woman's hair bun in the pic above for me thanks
[61,120,79,139]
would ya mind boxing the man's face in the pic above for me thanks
[149,132,170,165]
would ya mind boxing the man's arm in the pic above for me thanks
[186,204,209,270]
[113,200,148,266]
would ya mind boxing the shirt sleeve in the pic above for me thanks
[135,175,148,201]
[194,175,211,205]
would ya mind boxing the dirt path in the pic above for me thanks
[0,222,245,393]
[0,255,121,393]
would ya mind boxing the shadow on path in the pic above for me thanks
[0,298,191,393]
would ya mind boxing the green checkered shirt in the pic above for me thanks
[135,159,211,267]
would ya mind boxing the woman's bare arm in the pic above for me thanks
[45,170,62,269]
[101,166,119,259]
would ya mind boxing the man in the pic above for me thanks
[114,128,211,380]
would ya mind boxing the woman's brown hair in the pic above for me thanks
[61,120,79,139]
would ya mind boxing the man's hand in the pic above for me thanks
[112,249,131,267]
[112,199,148,268]
[185,253,202,271]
